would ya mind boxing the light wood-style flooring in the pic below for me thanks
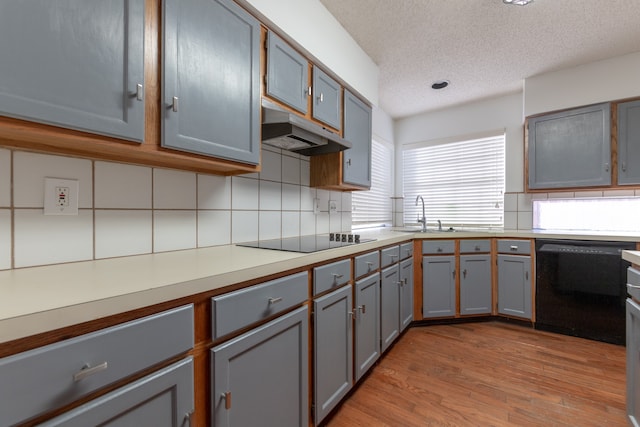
[326,322,626,427]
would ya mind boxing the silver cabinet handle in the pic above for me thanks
[510,245,518,251]
[222,392,232,410]
[358,305,366,314]
[605,163,610,172]
[332,273,344,279]
[475,246,480,251]
[73,361,108,382]
[307,86,312,97]
[463,269,467,279]
[396,280,403,286]
[170,96,179,112]
[268,297,283,304]
[317,92,324,103]
[622,162,627,172]
[628,284,640,289]
[184,411,194,426]
[525,271,529,280]
[437,248,443,253]
[346,158,352,166]
[135,83,143,101]
[348,311,356,320]
[452,269,456,279]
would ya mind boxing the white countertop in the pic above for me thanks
[623,250,640,266]
[2,228,639,344]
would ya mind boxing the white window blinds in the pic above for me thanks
[402,134,505,229]
[352,139,393,226]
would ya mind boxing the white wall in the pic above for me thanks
[524,52,640,116]
[238,0,379,106]
[394,92,525,195]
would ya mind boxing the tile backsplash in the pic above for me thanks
[0,146,352,270]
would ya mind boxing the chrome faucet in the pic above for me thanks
[415,195,426,232]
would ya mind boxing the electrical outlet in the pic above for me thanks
[44,177,79,215]
[329,200,338,214]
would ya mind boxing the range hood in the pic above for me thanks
[261,99,351,156]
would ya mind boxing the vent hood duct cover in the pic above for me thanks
[261,99,351,156]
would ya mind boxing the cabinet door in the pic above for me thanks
[314,286,353,424]
[266,31,309,114]
[354,273,380,382]
[627,298,640,427]
[212,306,309,427]
[0,0,145,142]
[422,255,456,318]
[163,0,260,164]
[312,66,341,130]
[343,90,372,187]
[399,258,414,331]
[460,255,492,315]
[380,264,400,353]
[497,254,532,319]
[618,100,640,185]
[528,102,611,189]
[40,358,194,427]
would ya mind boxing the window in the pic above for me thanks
[402,133,505,229]
[352,139,393,227]
[534,197,640,232]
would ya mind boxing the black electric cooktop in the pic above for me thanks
[237,234,375,253]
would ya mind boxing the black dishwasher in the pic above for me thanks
[535,239,634,345]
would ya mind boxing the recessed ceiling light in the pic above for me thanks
[503,0,533,5]
[431,80,449,90]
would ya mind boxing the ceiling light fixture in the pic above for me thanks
[431,80,449,90]
[503,0,534,5]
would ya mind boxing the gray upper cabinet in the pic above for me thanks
[40,358,194,427]
[354,273,380,382]
[163,0,260,164]
[618,100,640,185]
[528,102,612,189]
[497,254,532,319]
[314,285,353,424]
[0,0,145,142]
[312,66,341,130]
[343,90,372,187]
[266,31,309,115]
[422,255,456,318]
[212,306,309,427]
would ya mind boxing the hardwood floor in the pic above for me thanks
[326,322,626,427]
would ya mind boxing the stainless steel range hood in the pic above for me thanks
[261,99,351,156]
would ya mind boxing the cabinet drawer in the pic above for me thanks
[422,240,455,255]
[212,272,308,339]
[380,245,400,268]
[460,239,491,254]
[314,259,351,295]
[628,268,640,301]
[0,305,194,427]
[355,251,379,278]
[497,240,531,255]
[400,242,413,260]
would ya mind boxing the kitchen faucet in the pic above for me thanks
[415,195,426,232]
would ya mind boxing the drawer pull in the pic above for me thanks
[184,411,194,426]
[437,247,443,252]
[389,254,398,259]
[222,391,232,410]
[510,245,518,251]
[73,361,108,382]
[332,273,344,280]
[475,246,481,251]
[268,297,283,305]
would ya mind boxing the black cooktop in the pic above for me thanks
[237,234,375,253]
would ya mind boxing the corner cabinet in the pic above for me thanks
[0,0,145,142]
[162,0,261,164]
[422,240,456,319]
[527,102,611,189]
[618,99,640,185]
[497,240,532,320]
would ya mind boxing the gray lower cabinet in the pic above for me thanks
[312,66,341,130]
[162,0,260,164]
[497,254,532,319]
[354,273,380,382]
[212,306,309,427]
[618,99,640,185]
[40,357,194,427]
[0,0,145,142]
[460,254,492,315]
[399,258,414,331]
[343,90,372,188]
[265,31,309,115]
[314,285,353,424]
[380,264,400,353]
[627,297,640,427]
[527,102,612,189]
[422,255,456,318]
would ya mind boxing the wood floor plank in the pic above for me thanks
[326,322,626,426]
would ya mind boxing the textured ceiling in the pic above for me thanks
[318,0,640,119]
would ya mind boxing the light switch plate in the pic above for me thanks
[44,177,79,215]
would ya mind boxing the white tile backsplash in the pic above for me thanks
[300,186,315,211]
[259,211,282,240]
[282,184,301,211]
[341,212,352,231]
[282,155,301,185]
[316,212,330,234]
[342,192,352,212]
[504,193,518,212]
[231,176,259,210]
[300,159,310,186]
[0,149,10,207]
[604,189,636,197]
[14,209,93,267]
[517,211,533,230]
[232,210,259,243]
[198,210,231,247]
[14,152,92,208]
[95,210,152,259]
[153,169,196,209]
[153,210,197,252]
[260,149,282,182]
[517,193,532,212]
[259,180,282,211]
[282,212,300,237]
[95,162,152,209]
[0,209,11,270]
[198,174,231,210]
[317,189,330,212]
[300,211,316,235]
